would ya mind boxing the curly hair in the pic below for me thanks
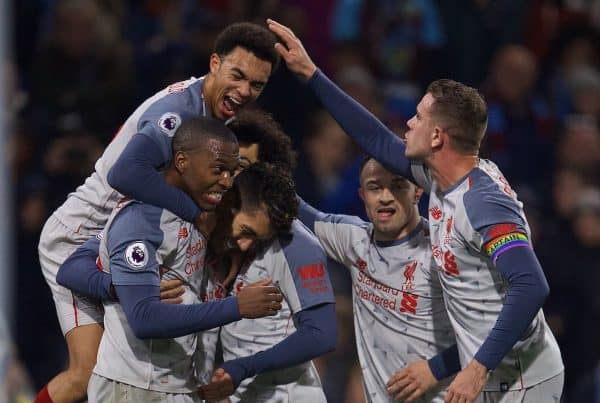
[227,107,297,172]
[214,22,280,73]
[234,162,298,234]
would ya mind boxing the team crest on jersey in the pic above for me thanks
[158,113,182,137]
[125,242,148,268]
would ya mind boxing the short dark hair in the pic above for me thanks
[227,107,297,171]
[172,117,237,153]
[214,22,280,73]
[234,162,297,234]
[426,79,488,155]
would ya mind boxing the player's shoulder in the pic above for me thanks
[278,220,327,264]
[108,202,166,243]
[137,77,205,133]
[461,161,526,231]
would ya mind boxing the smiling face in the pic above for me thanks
[176,138,240,211]
[205,47,272,120]
[358,159,421,241]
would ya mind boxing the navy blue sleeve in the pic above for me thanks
[107,133,201,223]
[220,302,336,387]
[115,284,241,339]
[297,196,326,233]
[56,236,115,301]
[307,69,412,179]
[427,344,461,380]
[474,246,549,370]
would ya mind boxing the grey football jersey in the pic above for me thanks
[94,200,217,393]
[311,213,455,402]
[54,77,208,232]
[220,220,335,401]
[410,159,563,391]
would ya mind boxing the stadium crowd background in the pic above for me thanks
[4,0,600,402]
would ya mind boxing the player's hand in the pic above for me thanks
[236,278,283,318]
[444,360,487,403]
[159,265,185,304]
[195,211,217,238]
[387,359,437,402]
[266,18,317,81]
[199,368,235,402]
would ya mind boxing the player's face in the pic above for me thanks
[359,159,421,241]
[207,47,272,120]
[405,93,438,160]
[229,207,274,252]
[211,202,274,254]
[179,139,240,211]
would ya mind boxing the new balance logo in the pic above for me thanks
[429,206,442,220]
[178,227,188,239]
[297,263,325,280]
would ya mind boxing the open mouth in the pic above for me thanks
[376,207,396,220]
[222,95,242,117]
[203,191,224,206]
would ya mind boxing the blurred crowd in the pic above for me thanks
[5,0,600,402]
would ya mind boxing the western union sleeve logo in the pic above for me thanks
[484,232,529,263]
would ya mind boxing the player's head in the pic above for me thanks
[358,156,422,241]
[226,106,297,173]
[211,162,298,253]
[204,22,280,120]
[169,117,240,211]
[405,79,487,159]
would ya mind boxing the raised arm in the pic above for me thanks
[267,19,411,178]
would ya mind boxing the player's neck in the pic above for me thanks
[427,150,478,192]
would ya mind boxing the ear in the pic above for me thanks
[431,126,444,149]
[209,53,221,74]
[358,187,365,202]
[174,151,188,174]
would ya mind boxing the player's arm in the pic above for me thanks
[297,195,368,266]
[203,302,336,400]
[267,19,411,179]
[109,207,283,340]
[446,193,551,401]
[107,131,201,223]
[473,245,548,369]
[56,236,115,301]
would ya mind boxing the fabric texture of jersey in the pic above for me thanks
[93,199,218,393]
[410,159,563,391]
[309,210,455,402]
[220,220,334,402]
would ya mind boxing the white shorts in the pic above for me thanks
[478,372,564,403]
[38,214,103,335]
[88,374,202,403]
